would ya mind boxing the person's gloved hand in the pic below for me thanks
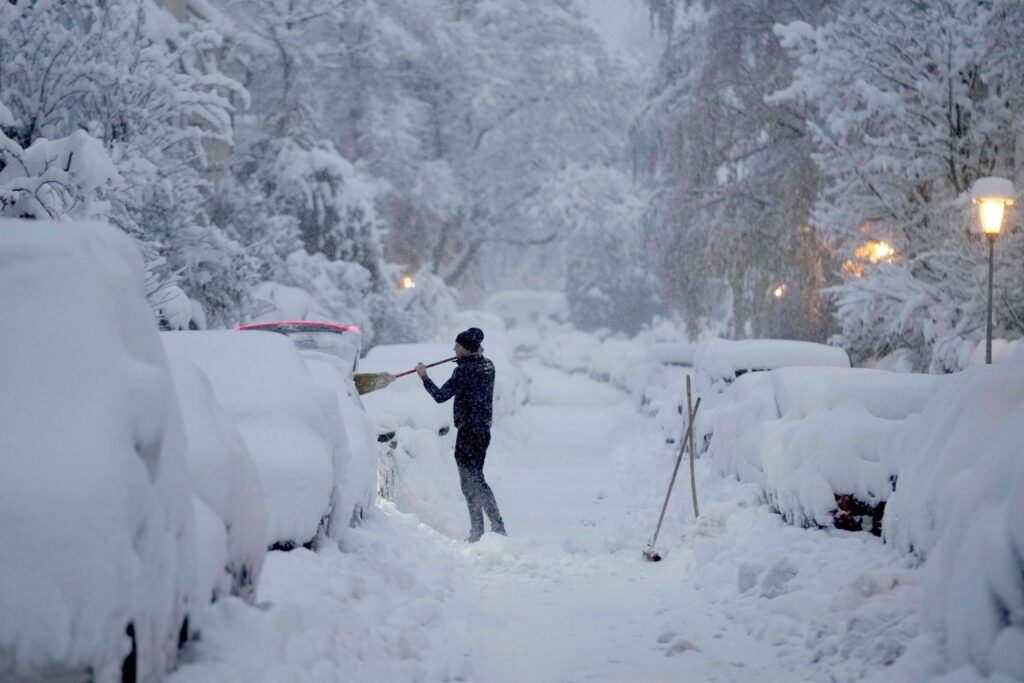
[415,362,427,378]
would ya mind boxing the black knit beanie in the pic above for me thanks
[455,327,484,353]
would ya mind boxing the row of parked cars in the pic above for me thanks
[0,222,380,683]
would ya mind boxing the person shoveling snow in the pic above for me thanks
[416,327,507,543]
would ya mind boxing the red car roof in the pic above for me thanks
[236,321,361,335]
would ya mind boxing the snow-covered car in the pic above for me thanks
[704,366,938,533]
[162,330,349,550]
[0,221,195,683]
[236,320,378,525]
[693,338,852,454]
[484,289,568,329]
[694,338,851,394]
[484,290,568,358]
[165,355,268,604]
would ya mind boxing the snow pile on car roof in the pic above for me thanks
[695,338,850,383]
[0,220,194,679]
[163,331,344,547]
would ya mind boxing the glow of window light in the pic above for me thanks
[401,276,416,289]
[871,241,895,261]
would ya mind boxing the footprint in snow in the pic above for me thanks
[664,637,700,656]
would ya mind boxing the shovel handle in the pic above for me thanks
[393,356,458,379]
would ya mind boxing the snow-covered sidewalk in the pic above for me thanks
[172,359,922,683]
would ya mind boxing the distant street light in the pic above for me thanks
[401,276,416,290]
[771,283,787,299]
[971,176,1016,364]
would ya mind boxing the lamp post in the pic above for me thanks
[971,177,1016,364]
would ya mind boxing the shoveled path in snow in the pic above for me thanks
[173,359,917,683]
[459,361,786,682]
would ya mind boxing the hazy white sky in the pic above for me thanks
[579,0,661,71]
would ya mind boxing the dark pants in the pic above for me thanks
[454,428,505,540]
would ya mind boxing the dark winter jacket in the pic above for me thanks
[422,354,495,431]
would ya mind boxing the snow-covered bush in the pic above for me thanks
[0,220,195,681]
[0,126,118,220]
[881,365,1024,680]
[165,355,268,604]
[162,331,348,548]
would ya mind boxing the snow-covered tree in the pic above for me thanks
[772,0,1024,371]
[215,0,422,344]
[0,0,252,326]
[633,0,835,341]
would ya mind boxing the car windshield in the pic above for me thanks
[239,323,362,372]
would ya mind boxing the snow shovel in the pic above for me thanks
[353,356,457,395]
[643,395,701,562]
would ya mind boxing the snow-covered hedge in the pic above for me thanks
[163,331,347,548]
[0,220,195,681]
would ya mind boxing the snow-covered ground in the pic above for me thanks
[169,353,947,683]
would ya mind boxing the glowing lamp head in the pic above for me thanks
[971,177,1015,237]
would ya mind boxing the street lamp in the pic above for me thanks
[971,176,1016,364]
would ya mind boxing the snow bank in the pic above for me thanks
[167,509,476,683]
[0,220,194,681]
[163,331,344,548]
[882,366,1024,680]
[166,355,268,603]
